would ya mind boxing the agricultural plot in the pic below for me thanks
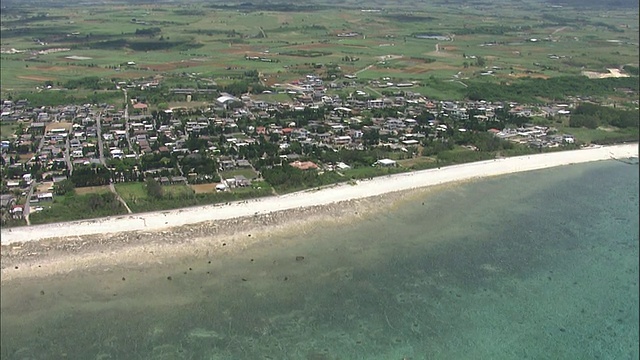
[0,1,637,102]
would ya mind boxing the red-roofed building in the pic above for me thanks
[11,205,24,219]
[290,161,319,170]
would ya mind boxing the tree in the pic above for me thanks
[53,179,75,196]
[145,177,163,199]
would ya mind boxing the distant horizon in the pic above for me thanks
[1,0,638,10]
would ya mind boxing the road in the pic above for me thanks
[64,136,73,175]
[96,110,106,165]
[96,106,133,214]
[23,134,48,225]
[122,89,138,160]
[355,64,374,75]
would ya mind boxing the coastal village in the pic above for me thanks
[0,73,582,225]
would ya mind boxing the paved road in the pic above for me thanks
[96,107,133,214]
[23,134,48,225]
[64,136,73,175]
[122,89,138,160]
[96,110,106,165]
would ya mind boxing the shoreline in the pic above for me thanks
[1,143,637,246]
[0,143,637,282]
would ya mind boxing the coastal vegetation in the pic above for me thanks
[115,181,272,213]
[29,191,127,224]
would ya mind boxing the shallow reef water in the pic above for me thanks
[1,160,638,360]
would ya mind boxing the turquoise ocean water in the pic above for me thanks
[1,160,638,360]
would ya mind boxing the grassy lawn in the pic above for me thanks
[556,126,639,144]
[74,185,111,195]
[163,184,196,197]
[341,166,408,180]
[232,181,273,194]
[114,182,147,201]
[397,157,439,170]
[1,218,27,228]
[0,123,19,140]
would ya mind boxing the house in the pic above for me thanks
[133,103,148,111]
[235,159,252,168]
[0,194,16,210]
[170,176,187,184]
[334,135,352,145]
[220,159,236,170]
[29,122,46,135]
[290,161,319,170]
[375,158,397,167]
[233,175,251,187]
[562,134,575,144]
[37,192,54,201]
[11,205,24,219]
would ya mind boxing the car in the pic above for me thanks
[34,207,44,211]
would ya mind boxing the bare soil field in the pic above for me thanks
[36,182,53,193]
[582,68,630,79]
[143,61,205,71]
[425,50,458,58]
[190,183,218,194]
[506,73,551,79]
[45,122,72,132]
[18,153,33,161]
[17,76,55,82]
[35,66,75,72]
[74,185,111,195]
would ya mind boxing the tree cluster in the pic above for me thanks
[70,165,111,187]
[569,103,639,129]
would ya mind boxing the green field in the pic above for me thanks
[0,123,19,140]
[1,1,637,103]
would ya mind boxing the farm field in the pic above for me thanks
[1,0,637,103]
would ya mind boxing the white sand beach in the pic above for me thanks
[1,144,637,245]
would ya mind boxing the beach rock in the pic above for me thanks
[188,328,223,339]
[13,346,35,359]
[151,344,185,360]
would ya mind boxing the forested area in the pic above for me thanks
[569,103,639,129]
[466,76,639,103]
